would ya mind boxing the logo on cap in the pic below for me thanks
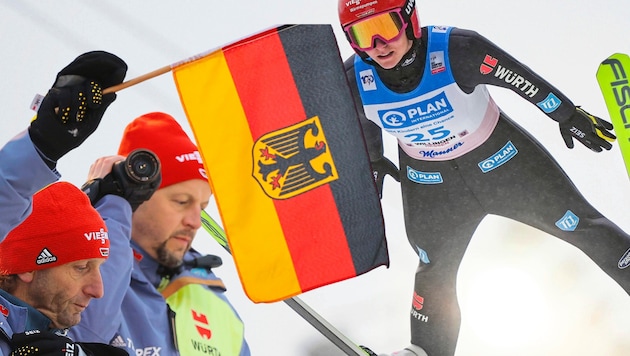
[36,248,58,265]
[85,228,109,244]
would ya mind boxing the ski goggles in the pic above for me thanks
[344,9,407,50]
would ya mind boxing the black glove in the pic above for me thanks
[11,330,128,356]
[81,149,162,211]
[29,51,127,163]
[559,106,616,152]
[371,156,400,199]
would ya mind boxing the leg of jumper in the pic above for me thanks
[399,150,486,356]
[467,115,630,294]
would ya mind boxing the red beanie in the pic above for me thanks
[0,182,110,275]
[117,112,207,189]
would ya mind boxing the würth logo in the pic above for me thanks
[479,54,498,75]
[0,304,9,317]
[36,248,57,265]
[192,309,212,340]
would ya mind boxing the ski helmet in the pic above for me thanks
[338,0,421,55]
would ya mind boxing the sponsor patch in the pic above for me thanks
[411,292,429,322]
[84,228,109,244]
[431,26,448,33]
[407,166,443,184]
[412,292,424,310]
[430,51,446,74]
[176,150,203,164]
[479,54,539,97]
[555,210,579,231]
[537,92,562,113]
[618,248,630,269]
[478,141,518,173]
[378,91,453,129]
[0,304,8,317]
[359,69,376,91]
[416,246,431,264]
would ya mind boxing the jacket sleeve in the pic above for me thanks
[448,27,577,122]
[0,130,59,241]
[68,194,133,343]
[343,56,388,162]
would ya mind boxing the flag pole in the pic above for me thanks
[102,64,172,95]
[102,48,217,95]
[200,210,370,356]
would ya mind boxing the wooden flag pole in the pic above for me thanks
[102,47,217,95]
[102,64,173,94]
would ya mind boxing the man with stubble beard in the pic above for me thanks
[70,112,250,356]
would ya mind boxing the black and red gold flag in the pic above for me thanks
[172,25,389,303]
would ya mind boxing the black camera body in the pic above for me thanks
[82,149,162,211]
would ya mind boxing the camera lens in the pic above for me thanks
[124,149,161,183]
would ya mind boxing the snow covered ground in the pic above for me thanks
[2,1,629,355]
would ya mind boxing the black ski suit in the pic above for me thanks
[343,26,630,356]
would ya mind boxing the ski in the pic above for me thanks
[596,53,630,178]
[200,210,374,356]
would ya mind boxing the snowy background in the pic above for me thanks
[2,1,630,355]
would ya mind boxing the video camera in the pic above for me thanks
[82,149,162,211]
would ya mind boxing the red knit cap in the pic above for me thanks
[0,182,110,275]
[117,112,207,189]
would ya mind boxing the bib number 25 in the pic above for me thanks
[404,126,450,142]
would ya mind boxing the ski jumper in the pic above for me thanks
[347,26,630,355]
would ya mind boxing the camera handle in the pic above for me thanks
[82,176,122,206]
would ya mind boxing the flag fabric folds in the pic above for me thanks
[172,25,389,303]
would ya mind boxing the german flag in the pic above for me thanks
[172,25,388,303]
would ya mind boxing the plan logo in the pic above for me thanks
[378,91,453,129]
[478,141,518,173]
[407,166,443,184]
